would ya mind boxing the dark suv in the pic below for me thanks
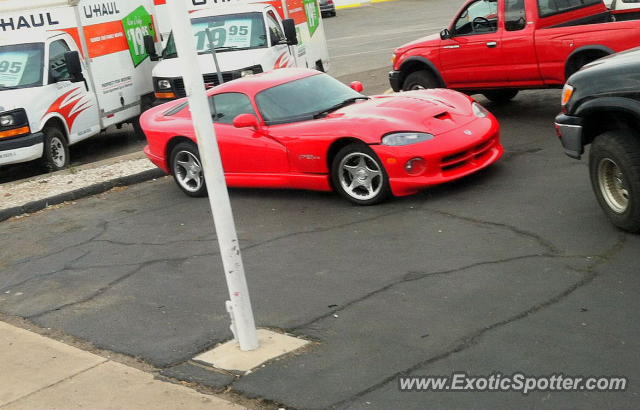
[555,47,640,232]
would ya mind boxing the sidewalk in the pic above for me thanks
[0,321,246,410]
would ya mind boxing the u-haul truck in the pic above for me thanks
[0,0,161,171]
[149,0,330,103]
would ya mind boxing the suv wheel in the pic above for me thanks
[589,130,640,233]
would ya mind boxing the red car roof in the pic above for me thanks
[207,68,321,96]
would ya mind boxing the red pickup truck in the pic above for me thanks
[389,0,640,102]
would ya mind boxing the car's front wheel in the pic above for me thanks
[41,126,69,172]
[589,130,640,233]
[331,143,391,205]
[170,142,208,197]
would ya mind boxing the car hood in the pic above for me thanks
[395,33,440,54]
[325,90,477,140]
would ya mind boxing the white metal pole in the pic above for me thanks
[167,0,259,351]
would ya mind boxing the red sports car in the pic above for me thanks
[141,68,503,205]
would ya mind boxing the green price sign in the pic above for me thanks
[123,6,156,67]
[304,0,320,38]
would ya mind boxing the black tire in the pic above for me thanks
[41,126,69,172]
[402,70,439,91]
[331,143,391,205]
[132,116,147,141]
[589,130,640,233]
[482,89,519,103]
[170,142,208,197]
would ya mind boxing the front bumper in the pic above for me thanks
[389,70,402,92]
[554,114,584,159]
[372,116,503,197]
[0,132,44,166]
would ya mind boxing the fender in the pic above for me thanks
[399,56,446,88]
[40,112,70,137]
[565,45,614,76]
[576,96,640,119]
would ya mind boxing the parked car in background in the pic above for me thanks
[555,47,640,232]
[141,68,503,205]
[610,0,640,19]
[320,0,337,17]
[389,0,640,102]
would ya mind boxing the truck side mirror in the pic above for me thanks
[282,19,298,46]
[64,51,85,83]
[144,35,159,61]
[440,28,452,40]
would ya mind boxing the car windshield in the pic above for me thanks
[163,12,267,58]
[256,73,365,125]
[0,43,45,90]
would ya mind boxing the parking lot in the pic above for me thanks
[1,1,639,409]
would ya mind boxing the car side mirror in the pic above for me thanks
[350,81,364,93]
[64,51,84,83]
[233,113,261,131]
[282,19,298,46]
[144,35,160,61]
[440,28,452,40]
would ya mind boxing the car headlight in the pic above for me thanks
[472,102,490,118]
[382,132,434,146]
[157,79,172,90]
[0,114,15,127]
[561,84,574,106]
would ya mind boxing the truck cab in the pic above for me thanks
[0,31,99,171]
[150,1,329,103]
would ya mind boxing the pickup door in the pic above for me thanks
[440,0,542,89]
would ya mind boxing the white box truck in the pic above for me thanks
[148,0,330,103]
[0,0,161,171]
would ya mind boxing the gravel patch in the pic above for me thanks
[0,158,157,211]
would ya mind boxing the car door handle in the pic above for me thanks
[443,45,460,49]
[486,41,498,48]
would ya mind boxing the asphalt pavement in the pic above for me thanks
[2,1,639,409]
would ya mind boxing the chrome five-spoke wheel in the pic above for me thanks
[170,142,207,197]
[332,144,390,205]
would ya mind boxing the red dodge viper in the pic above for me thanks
[141,68,503,205]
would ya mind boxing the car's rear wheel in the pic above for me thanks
[402,70,439,91]
[331,143,391,205]
[170,142,207,197]
[483,89,519,103]
[41,126,69,172]
[589,130,640,233]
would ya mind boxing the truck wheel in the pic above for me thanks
[402,71,438,91]
[170,142,208,197]
[589,130,640,233]
[132,116,147,141]
[41,126,69,172]
[483,90,519,103]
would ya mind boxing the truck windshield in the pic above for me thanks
[0,43,44,90]
[164,12,267,58]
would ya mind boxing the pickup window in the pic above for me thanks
[538,0,602,18]
[454,0,498,35]
[506,0,527,30]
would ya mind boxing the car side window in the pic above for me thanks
[48,40,71,83]
[453,0,499,36]
[209,92,256,125]
[266,11,286,45]
[506,0,527,31]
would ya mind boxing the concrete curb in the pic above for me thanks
[0,168,166,223]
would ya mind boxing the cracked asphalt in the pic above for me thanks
[1,1,639,409]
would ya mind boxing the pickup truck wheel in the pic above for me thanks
[483,90,519,103]
[589,130,640,233]
[41,126,69,172]
[170,142,208,198]
[402,71,438,91]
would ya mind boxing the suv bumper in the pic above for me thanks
[0,132,44,166]
[555,114,584,159]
